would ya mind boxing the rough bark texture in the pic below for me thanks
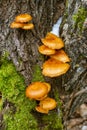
[0,0,64,85]
[60,0,87,129]
[0,1,65,129]
[0,0,87,130]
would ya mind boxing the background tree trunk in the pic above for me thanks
[60,0,87,129]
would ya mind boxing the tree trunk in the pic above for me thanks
[0,0,64,85]
[0,0,65,130]
[0,0,87,130]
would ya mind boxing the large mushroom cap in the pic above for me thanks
[10,21,24,28]
[50,49,70,63]
[42,58,70,77]
[41,32,64,49]
[22,23,34,30]
[38,45,56,55]
[39,97,57,110]
[26,82,51,100]
[35,106,49,114]
[15,13,32,23]
[36,82,51,101]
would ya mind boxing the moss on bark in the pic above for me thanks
[0,55,63,130]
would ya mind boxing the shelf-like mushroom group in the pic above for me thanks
[25,32,70,113]
[10,13,34,30]
[26,81,57,114]
[10,14,71,114]
[38,32,70,77]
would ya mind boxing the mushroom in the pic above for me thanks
[38,45,56,55]
[35,82,51,100]
[50,49,70,63]
[39,97,57,111]
[15,13,32,23]
[41,32,64,49]
[10,13,34,30]
[10,21,24,28]
[35,106,49,114]
[43,82,51,93]
[36,94,48,101]
[21,23,34,30]
[35,97,57,114]
[25,81,51,100]
[42,58,70,77]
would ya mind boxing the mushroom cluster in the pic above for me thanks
[10,14,71,114]
[36,97,57,114]
[38,32,70,77]
[10,13,34,30]
[26,81,57,114]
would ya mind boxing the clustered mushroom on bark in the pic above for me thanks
[39,32,70,77]
[26,81,57,114]
[10,14,70,114]
[10,13,34,30]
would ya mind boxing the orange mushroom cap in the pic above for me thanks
[39,97,57,110]
[36,94,48,101]
[38,45,56,55]
[43,82,51,93]
[50,49,70,63]
[15,13,32,23]
[10,21,24,28]
[36,82,51,101]
[21,23,34,30]
[41,32,64,49]
[35,106,49,114]
[25,82,51,100]
[42,58,70,77]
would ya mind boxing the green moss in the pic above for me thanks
[42,111,63,130]
[72,7,87,32]
[31,65,63,130]
[0,55,63,130]
[42,88,63,130]
[32,64,45,82]
[0,57,38,130]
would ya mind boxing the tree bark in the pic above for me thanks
[0,0,87,130]
[0,0,65,130]
[0,0,64,85]
[60,0,87,129]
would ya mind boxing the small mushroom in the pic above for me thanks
[38,45,56,55]
[50,49,70,63]
[39,97,57,110]
[42,58,70,77]
[21,23,34,30]
[41,32,64,49]
[15,13,32,23]
[25,81,51,100]
[35,106,49,114]
[10,21,24,28]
